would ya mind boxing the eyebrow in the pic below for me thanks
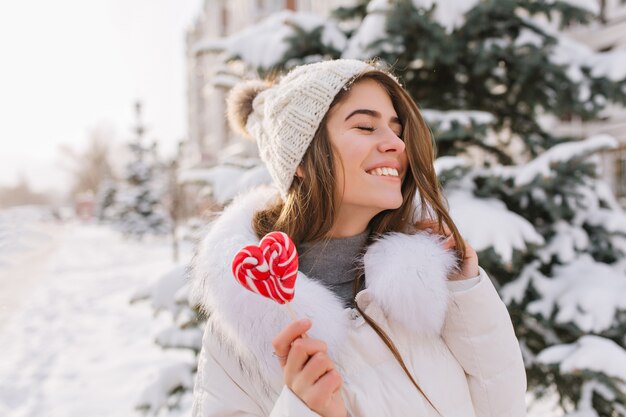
[344,109,401,125]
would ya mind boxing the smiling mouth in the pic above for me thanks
[366,167,399,177]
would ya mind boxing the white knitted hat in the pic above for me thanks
[227,59,382,197]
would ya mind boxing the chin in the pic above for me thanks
[373,194,404,211]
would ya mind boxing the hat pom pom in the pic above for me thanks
[226,80,272,139]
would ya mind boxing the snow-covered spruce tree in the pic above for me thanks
[95,178,118,222]
[204,0,626,415]
[114,102,169,239]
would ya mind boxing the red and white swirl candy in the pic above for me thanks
[231,231,298,305]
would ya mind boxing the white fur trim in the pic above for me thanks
[364,232,456,335]
[191,186,455,390]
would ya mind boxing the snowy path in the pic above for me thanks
[0,219,192,417]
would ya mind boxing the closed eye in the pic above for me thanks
[356,126,375,132]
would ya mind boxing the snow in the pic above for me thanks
[515,28,545,48]
[528,255,626,333]
[342,0,486,59]
[0,206,55,267]
[537,335,626,383]
[447,189,544,263]
[180,163,272,205]
[586,208,626,234]
[422,109,496,130]
[537,221,589,263]
[136,362,194,412]
[342,0,390,59]
[131,265,190,315]
[434,156,468,173]
[0,206,59,325]
[155,326,202,351]
[514,134,618,186]
[501,261,542,305]
[412,0,480,33]
[552,33,626,83]
[212,72,242,89]
[195,11,347,70]
[0,212,194,417]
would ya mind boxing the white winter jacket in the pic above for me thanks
[190,187,527,417]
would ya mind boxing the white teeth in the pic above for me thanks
[368,167,399,177]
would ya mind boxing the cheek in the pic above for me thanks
[334,138,367,172]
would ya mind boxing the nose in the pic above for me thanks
[377,127,406,154]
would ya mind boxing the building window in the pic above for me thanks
[220,4,229,36]
[285,0,296,11]
[616,147,626,200]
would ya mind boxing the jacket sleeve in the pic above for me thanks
[442,268,527,417]
[192,332,321,417]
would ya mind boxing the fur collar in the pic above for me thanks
[190,186,455,394]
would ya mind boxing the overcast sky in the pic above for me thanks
[0,0,203,193]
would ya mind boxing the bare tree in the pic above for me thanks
[0,174,51,208]
[58,124,117,198]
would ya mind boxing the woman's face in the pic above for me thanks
[325,78,409,225]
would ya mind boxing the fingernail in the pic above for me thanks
[300,318,311,326]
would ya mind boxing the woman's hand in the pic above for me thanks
[272,319,347,417]
[442,233,479,281]
[418,220,479,281]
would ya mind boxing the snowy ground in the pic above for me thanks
[0,209,193,417]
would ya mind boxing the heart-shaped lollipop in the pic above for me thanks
[232,231,298,305]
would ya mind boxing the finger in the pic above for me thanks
[272,319,312,365]
[302,369,343,410]
[442,234,456,250]
[416,219,437,232]
[463,240,477,256]
[291,351,333,391]
[417,219,452,237]
[284,339,328,386]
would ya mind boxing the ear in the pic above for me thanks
[295,165,304,178]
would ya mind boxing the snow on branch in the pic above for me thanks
[537,335,626,383]
[586,208,626,235]
[447,190,544,263]
[135,362,194,412]
[130,265,189,315]
[343,0,391,59]
[537,221,589,264]
[156,326,203,351]
[193,11,346,70]
[434,156,469,174]
[528,255,626,333]
[411,0,480,33]
[421,109,496,130]
[514,134,618,187]
[554,35,626,83]
[180,164,272,205]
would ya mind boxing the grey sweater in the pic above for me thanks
[298,231,369,308]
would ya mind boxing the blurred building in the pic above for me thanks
[563,0,626,204]
[184,0,354,168]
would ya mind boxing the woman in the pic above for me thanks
[191,59,526,417]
